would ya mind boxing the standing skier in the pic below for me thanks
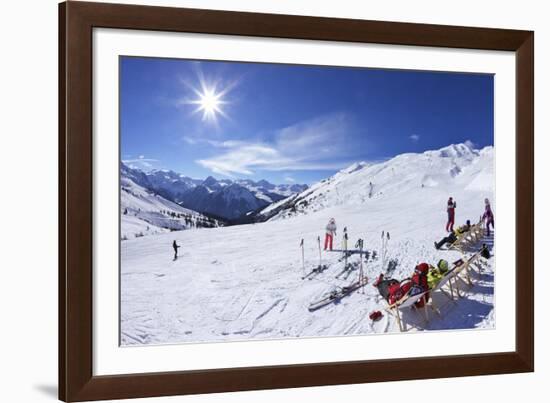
[324,218,337,251]
[482,198,495,236]
[446,197,457,232]
[172,240,180,260]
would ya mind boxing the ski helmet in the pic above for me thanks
[415,263,429,274]
[485,198,490,205]
[437,259,449,273]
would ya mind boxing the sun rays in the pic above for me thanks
[181,69,236,125]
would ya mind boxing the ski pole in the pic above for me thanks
[344,232,349,268]
[380,231,385,271]
[317,236,322,269]
[300,239,305,275]
[384,232,390,270]
[358,239,365,292]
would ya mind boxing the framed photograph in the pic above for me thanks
[59,1,534,401]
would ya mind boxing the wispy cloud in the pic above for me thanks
[183,136,198,145]
[182,136,245,149]
[122,155,159,170]
[196,113,361,177]
[409,134,420,142]
[284,176,296,183]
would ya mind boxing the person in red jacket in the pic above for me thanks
[410,263,430,307]
[324,218,337,250]
[374,277,411,305]
[374,263,430,308]
[446,197,457,232]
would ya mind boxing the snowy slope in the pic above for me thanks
[261,143,493,221]
[121,143,495,345]
[121,175,221,240]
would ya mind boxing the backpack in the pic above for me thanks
[412,263,429,289]
[481,244,491,259]
[387,281,403,305]
[411,263,430,307]
[388,279,412,305]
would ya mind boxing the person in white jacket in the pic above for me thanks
[324,218,337,250]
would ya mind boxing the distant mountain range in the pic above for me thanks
[121,163,308,221]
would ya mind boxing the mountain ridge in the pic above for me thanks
[121,163,308,220]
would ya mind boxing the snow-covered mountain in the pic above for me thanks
[178,181,265,220]
[259,143,493,221]
[121,163,307,220]
[120,173,222,240]
[145,169,203,202]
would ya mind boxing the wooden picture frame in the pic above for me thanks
[59,1,534,401]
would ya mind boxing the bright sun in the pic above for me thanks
[186,83,229,124]
[198,89,222,117]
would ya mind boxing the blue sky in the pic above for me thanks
[120,56,493,185]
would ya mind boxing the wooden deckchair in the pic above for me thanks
[448,218,484,252]
[385,290,430,332]
[448,230,475,252]
[468,218,485,242]
[426,266,459,316]
[451,252,482,297]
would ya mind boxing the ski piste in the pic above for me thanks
[308,278,369,311]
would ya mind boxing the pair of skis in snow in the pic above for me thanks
[308,231,392,311]
[308,277,369,311]
[308,238,369,310]
[300,236,329,280]
[327,236,369,283]
[335,249,377,280]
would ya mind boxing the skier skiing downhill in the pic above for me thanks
[446,197,457,232]
[483,198,495,236]
[172,240,180,260]
[324,218,337,251]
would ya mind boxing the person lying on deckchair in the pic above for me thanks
[433,219,471,250]
[374,263,431,308]
[427,259,450,289]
